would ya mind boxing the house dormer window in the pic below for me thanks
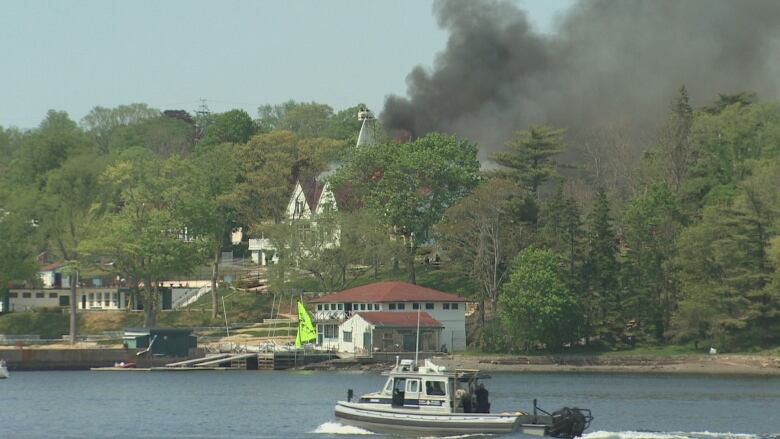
[294,198,305,217]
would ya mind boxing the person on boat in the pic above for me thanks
[475,383,490,413]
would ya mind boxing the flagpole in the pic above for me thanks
[414,305,421,368]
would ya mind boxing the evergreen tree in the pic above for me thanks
[490,125,566,195]
[582,188,621,345]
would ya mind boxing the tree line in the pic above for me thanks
[1,89,779,352]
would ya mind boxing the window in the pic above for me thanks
[342,331,352,342]
[49,293,58,299]
[22,292,31,298]
[426,303,434,310]
[337,303,343,310]
[389,303,396,310]
[35,292,45,298]
[407,379,420,393]
[426,380,446,396]
[360,304,366,311]
[412,303,420,310]
[9,292,17,298]
[59,295,69,307]
[317,304,323,311]
[451,303,459,310]
[443,303,450,310]
[324,325,337,338]
[397,303,405,310]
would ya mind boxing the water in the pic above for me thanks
[2,371,779,438]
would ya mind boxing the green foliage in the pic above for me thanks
[80,103,161,153]
[436,178,525,324]
[332,132,480,283]
[490,125,566,194]
[621,183,684,341]
[499,247,581,351]
[581,187,621,344]
[198,109,255,149]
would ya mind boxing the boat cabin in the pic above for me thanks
[358,359,490,414]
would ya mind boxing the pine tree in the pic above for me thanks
[490,125,566,195]
[582,188,621,345]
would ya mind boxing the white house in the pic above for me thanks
[338,311,443,355]
[250,178,339,266]
[309,281,467,352]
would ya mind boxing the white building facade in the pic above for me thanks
[310,281,467,352]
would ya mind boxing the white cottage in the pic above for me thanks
[338,311,443,355]
[310,281,467,352]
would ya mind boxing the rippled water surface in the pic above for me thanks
[2,370,779,438]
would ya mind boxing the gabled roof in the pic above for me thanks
[355,311,442,328]
[310,281,465,303]
[300,178,325,213]
[39,261,65,272]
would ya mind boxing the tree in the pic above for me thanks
[82,150,208,327]
[672,160,779,347]
[499,247,581,351]
[0,211,38,310]
[236,131,344,225]
[582,187,620,345]
[490,125,566,195]
[258,101,334,137]
[621,183,684,341]
[436,178,524,327]
[198,109,255,149]
[332,133,481,283]
[191,143,242,318]
[108,115,195,157]
[80,103,160,153]
[539,184,583,280]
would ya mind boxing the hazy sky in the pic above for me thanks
[0,0,571,128]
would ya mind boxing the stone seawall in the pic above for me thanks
[0,348,193,370]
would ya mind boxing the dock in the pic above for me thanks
[153,350,336,371]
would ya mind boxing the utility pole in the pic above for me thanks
[194,98,211,141]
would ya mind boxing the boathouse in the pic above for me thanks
[123,328,197,357]
[310,281,467,352]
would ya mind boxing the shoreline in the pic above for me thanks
[431,354,780,376]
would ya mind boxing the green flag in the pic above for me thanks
[295,301,317,347]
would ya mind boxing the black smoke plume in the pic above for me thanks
[382,0,780,160]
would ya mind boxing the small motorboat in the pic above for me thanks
[113,361,137,369]
[334,358,592,437]
[0,359,9,379]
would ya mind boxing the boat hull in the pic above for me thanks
[335,402,550,436]
[0,366,8,379]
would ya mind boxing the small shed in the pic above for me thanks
[338,312,443,354]
[123,328,197,357]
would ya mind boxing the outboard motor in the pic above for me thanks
[547,407,593,438]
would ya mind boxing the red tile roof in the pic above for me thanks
[355,312,442,328]
[310,281,465,303]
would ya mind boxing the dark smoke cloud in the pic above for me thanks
[382,0,780,160]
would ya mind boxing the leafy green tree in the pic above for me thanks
[332,133,481,283]
[38,152,108,342]
[436,178,525,327]
[673,160,779,347]
[258,101,334,137]
[490,125,566,195]
[191,143,242,318]
[80,103,160,153]
[82,150,208,327]
[582,187,621,345]
[6,111,92,188]
[499,247,581,351]
[108,115,194,156]
[621,183,684,341]
[0,211,38,310]
[198,109,255,149]
[236,130,344,225]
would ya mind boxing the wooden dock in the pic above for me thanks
[157,351,335,371]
